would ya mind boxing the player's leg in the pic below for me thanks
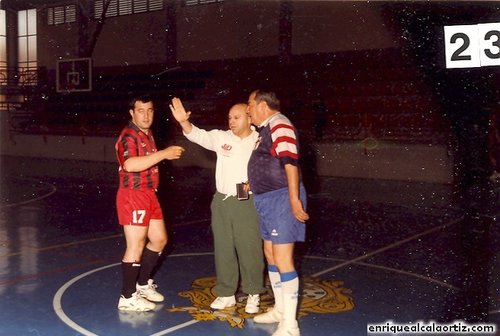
[272,242,295,272]
[253,191,284,323]
[261,242,299,335]
[136,218,167,302]
[270,184,306,319]
[116,189,155,311]
[145,218,168,252]
[118,225,155,311]
[233,195,265,313]
[253,239,284,323]
[122,224,148,297]
[123,224,148,261]
[254,188,303,335]
[210,192,238,309]
[272,186,305,336]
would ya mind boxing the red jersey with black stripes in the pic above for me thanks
[248,113,301,194]
[115,121,159,190]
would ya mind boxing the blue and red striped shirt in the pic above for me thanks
[248,113,301,194]
[115,122,159,190]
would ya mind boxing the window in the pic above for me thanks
[0,10,6,85]
[148,0,163,11]
[134,0,148,13]
[47,5,77,25]
[18,9,37,85]
[94,0,163,19]
[184,0,224,6]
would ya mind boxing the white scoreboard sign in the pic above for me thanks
[444,23,500,68]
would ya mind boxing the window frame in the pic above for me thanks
[93,0,163,19]
[47,4,77,26]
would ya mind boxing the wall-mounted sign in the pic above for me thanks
[444,23,500,69]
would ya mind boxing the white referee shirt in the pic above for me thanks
[184,124,259,197]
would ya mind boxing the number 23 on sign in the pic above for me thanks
[444,22,500,68]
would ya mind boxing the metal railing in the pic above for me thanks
[0,66,39,87]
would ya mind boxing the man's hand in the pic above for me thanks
[170,97,193,134]
[123,145,185,171]
[243,182,251,193]
[170,97,191,123]
[284,163,309,223]
[161,145,185,160]
[290,198,309,223]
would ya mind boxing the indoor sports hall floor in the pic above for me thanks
[0,156,498,336]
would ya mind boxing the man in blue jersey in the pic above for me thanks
[246,90,309,336]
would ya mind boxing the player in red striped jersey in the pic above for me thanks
[115,94,185,312]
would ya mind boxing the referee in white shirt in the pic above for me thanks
[170,97,265,314]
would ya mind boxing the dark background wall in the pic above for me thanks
[1,1,499,189]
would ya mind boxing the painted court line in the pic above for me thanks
[0,179,57,209]
[0,234,123,258]
[51,215,467,336]
[53,254,213,336]
[54,249,467,336]
[149,320,200,336]
[53,261,202,336]
[53,263,117,336]
[310,216,463,278]
[306,255,459,290]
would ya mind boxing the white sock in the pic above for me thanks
[281,272,299,324]
[267,265,283,313]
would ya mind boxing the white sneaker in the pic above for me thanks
[272,321,300,336]
[253,306,283,323]
[137,279,164,303]
[118,292,156,312]
[245,294,260,314]
[210,295,236,309]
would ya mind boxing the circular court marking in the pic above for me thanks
[0,177,57,209]
[53,253,214,336]
[53,250,462,336]
[53,263,116,336]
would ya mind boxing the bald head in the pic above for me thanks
[228,103,252,138]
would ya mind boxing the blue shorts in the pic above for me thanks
[253,185,307,244]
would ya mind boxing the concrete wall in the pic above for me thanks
[1,102,452,183]
[34,1,398,70]
[1,126,452,184]
[312,141,453,183]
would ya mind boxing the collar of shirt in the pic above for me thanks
[229,126,258,141]
[129,121,150,136]
[258,112,281,128]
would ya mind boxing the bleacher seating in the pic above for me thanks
[3,48,451,144]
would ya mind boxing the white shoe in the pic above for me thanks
[272,321,300,336]
[253,306,283,323]
[118,292,156,312]
[137,279,164,303]
[210,295,236,309]
[245,294,260,314]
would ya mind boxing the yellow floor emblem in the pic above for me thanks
[166,276,354,328]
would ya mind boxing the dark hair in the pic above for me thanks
[128,94,153,110]
[253,90,280,111]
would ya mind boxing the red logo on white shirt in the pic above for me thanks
[222,144,232,151]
